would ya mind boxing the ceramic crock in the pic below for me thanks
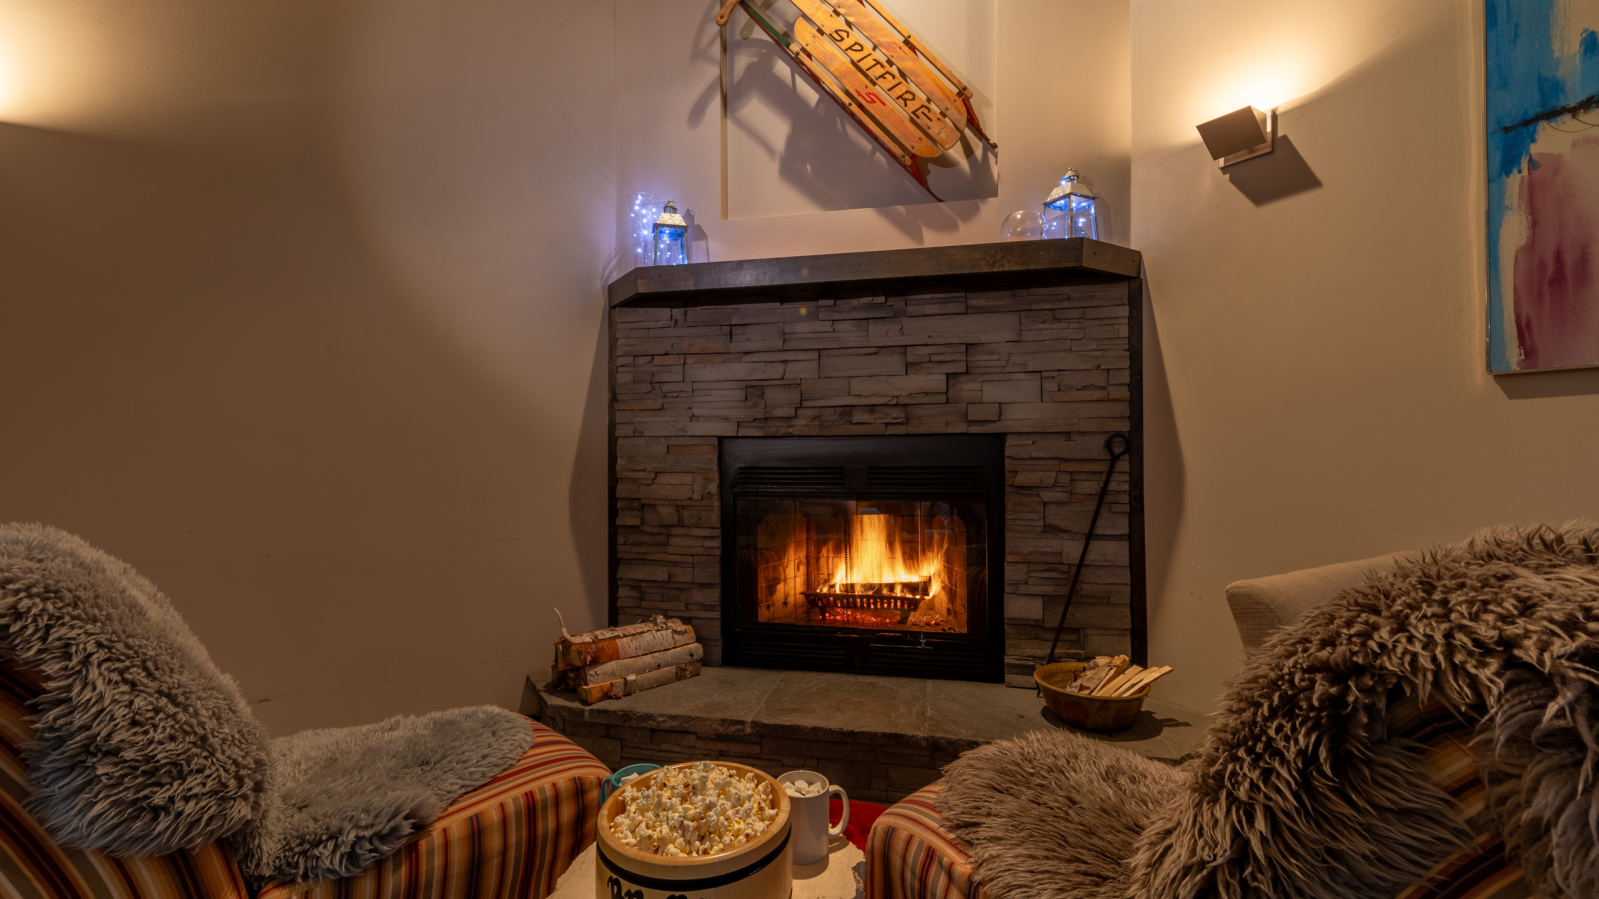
[595,762,793,899]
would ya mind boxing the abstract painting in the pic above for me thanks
[1487,0,1599,372]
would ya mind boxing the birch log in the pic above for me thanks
[554,612,697,668]
[579,661,702,704]
[572,643,704,688]
[1095,665,1144,697]
[1067,655,1128,694]
[1114,666,1173,697]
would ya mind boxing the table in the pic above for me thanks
[550,837,866,899]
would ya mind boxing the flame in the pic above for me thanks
[754,503,969,633]
[822,512,944,597]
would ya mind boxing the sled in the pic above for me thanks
[715,0,998,199]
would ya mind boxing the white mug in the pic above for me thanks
[778,770,848,866]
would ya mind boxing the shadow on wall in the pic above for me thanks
[1139,274,1186,673]
[722,27,992,237]
[727,49,936,212]
[569,301,613,625]
[1224,135,1323,206]
[1495,366,1599,399]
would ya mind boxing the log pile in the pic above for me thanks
[1063,655,1173,698]
[551,612,702,704]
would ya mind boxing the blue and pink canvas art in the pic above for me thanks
[1487,0,1599,372]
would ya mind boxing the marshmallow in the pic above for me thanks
[783,780,827,798]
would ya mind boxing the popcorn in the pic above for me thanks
[609,761,778,857]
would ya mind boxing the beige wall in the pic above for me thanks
[0,0,617,733]
[1133,0,1599,712]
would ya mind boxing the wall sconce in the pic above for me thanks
[1195,106,1275,168]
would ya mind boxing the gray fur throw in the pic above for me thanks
[940,523,1599,899]
[233,707,534,883]
[0,523,273,855]
[0,524,534,884]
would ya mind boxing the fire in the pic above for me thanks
[822,512,945,599]
[753,501,969,634]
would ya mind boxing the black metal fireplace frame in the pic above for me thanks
[719,434,1006,682]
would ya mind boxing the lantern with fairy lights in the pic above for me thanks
[1042,169,1099,240]
[652,200,688,266]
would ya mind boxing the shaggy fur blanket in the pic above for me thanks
[0,524,533,884]
[234,707,535,883]
[939,523,1599,899]
[0,523,273,854]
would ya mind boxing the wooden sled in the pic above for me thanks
[716,0,997,201]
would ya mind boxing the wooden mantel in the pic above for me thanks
[607,237,1142,307]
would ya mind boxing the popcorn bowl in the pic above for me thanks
[595,761,793,899]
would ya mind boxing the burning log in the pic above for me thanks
[553,611,696,669]
[804,576,931,613]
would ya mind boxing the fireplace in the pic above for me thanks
[720,435,1005,681]
[610,239,1146,686]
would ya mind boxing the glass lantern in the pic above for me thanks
[1042,169,1098,240]
[652,200,688,266]
[620,191,661,272]
[999,210,1045,241]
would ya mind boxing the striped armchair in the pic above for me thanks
[865,553,1527,899]
[0,658,609,899]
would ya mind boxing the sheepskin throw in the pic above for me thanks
[940,523,1599,899]
[0,523,273,855]
[938,729,1183,899]
[233,707,535,883]
[0,523,534,885]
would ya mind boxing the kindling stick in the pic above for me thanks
[1044,432,1131,666]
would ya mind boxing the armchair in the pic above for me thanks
[0,524,608,899]
[865,527,1599,899]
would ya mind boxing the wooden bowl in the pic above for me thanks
[595,761,792,899]
[1034,661,1151,732]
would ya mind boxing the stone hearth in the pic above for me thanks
[608,239,1146,685]
[530,667,1203,804]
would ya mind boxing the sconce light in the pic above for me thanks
[652,200,689,266]
[1195,106,1275,168]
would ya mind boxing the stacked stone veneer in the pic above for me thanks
[611,282,1135,684]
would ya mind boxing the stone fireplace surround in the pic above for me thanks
[607,239,1146,686]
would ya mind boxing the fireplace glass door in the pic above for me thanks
[737,498,984,634]
[720,435,1005,681]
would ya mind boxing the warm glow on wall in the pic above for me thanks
[0,40,16,117]
[1195,51,1311,126]
[1136,0,1398,154]
[0,4,136,130]
[0,12,55,125]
